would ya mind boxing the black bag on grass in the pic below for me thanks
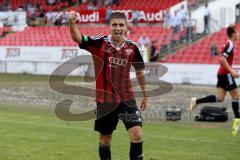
[166,107,182,121]
[195,106,228,122]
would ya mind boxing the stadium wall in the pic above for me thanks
[1,46,240,85]
[162,63,218,85]
[162,63,240,85]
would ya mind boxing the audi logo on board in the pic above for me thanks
[109,57,128,67]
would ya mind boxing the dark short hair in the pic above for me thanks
[227,25,237,38]
[109,12,127,24]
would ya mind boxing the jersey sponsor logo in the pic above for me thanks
[109,57,128,67]
[5,48,21,58]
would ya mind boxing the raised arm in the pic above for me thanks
[69,11,82,44]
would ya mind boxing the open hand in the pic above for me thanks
[231,70,239,78]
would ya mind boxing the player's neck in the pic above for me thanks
[111,37,125,47]
[113,40,124,47]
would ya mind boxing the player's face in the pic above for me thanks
[109,18,127,42]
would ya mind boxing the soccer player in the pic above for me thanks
[69,11,148,160]
[189,25,240,136]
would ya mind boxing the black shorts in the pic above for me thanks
[217,74,237,91]
[94,100,142,135]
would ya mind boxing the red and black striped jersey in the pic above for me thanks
[218,40,234,75]
[79,35,145,103]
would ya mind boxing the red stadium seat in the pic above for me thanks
[161,24,240,64]
[0,26,171,47]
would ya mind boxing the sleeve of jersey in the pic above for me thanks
[222,42,233,58]
[78,35,102,53]
[132,45,145,70]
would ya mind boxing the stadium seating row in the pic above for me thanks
[0,27,11,37]
[0,0,73,11]
[68,0,183,11]
[0,26,172,47]
[1,0,181,11]
[104,0,182,10]
[162,25,240,64]
[3,24,239,64]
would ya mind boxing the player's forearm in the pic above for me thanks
[69,21,82,44]
[220,56,234,73]
[136,71,147,98]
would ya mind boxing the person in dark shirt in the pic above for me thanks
[210,43,218,56]
[150,40,158,62]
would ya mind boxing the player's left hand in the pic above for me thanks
[140,96,148,111]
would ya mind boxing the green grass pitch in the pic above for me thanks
[0,73,239,160]
[0,103,239,160]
